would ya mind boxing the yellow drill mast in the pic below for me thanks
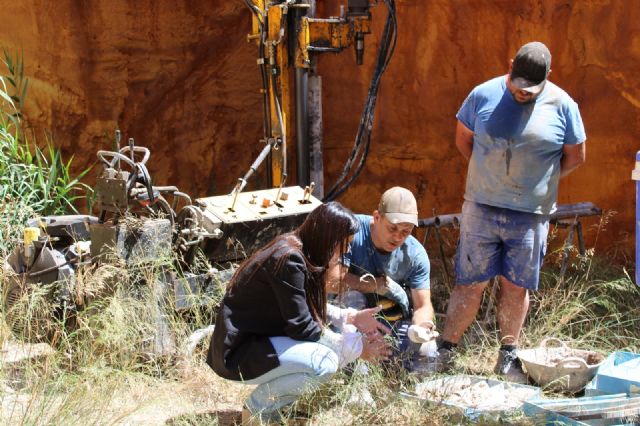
[246,0,374,190]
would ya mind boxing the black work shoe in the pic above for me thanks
[494,349,528,384]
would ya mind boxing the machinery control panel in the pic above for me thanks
[196,186,322,263]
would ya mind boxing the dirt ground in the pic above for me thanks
[0,341,251,426]
[114,374,247,426]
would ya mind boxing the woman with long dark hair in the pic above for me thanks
[207,202,390,423]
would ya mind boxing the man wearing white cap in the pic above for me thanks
[341,186,434,370]
[437,41,586,381]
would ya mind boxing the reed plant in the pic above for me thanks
[0,256,220,425]
[0,50,92,257]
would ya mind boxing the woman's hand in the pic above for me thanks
[348,307,391,337]
[359,333,391,363]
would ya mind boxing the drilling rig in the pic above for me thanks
[3,0,397,352]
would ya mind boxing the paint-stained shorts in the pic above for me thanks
[455,201,549,290]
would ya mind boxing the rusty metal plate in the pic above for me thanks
[196,186,322,263]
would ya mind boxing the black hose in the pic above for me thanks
[244,0,262,18]
[323,0,397,201]
[244,1,272,141]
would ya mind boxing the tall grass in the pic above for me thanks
[1,206,638,425]
[0,253,223,425]
[526,259,640,352]
[0,50,92,257]
[0,53,638,425]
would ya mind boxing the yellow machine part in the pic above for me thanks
[376,297,403,322]
[297,17,371,68]
[23,227,41,246]
[267,5,288,188]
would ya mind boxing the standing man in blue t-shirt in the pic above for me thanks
[436,42,587,381]
[342,186,434,368]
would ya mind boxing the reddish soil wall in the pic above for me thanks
[0,1,636,258]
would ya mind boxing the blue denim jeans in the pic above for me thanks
[455,201,549,290]
[242,336,339,419]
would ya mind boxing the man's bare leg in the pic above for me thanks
[441,281,490,344]
[495,275,529,346]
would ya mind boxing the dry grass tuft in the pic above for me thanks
[0,207,638,424]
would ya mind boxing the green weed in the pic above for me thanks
[0,50,93,257]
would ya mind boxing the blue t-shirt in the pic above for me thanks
[456,76,586,214]
[345,214,430,290]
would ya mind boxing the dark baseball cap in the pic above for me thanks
[510,41,551,94]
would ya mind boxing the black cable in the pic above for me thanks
[243,1,272,141]
[259,30,272,141]
[323,0,397,201]
[244,0,262,20]
[324,0,397,200]
[329,1,397,198]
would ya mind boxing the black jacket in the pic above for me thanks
[207,243,323,381]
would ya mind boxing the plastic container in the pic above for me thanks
[523,392,640,425]
[518,338,605,393]
[585,351,640,396]
[399,374,540,421]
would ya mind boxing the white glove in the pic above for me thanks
[407,324,439,343]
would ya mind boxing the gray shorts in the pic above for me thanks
[455,201,549,290]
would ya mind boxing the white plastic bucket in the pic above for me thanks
[518,338,605,393]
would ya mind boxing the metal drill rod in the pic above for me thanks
[114,130,121,171]
[275,172,287,205]
[417,203,601,229]
[229,139,278,211]
[128,138,135,163]
[418,213,461,229]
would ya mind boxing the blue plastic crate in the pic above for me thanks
[523,393,640,425]
[585,351,640,396]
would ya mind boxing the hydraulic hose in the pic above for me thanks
[323,0,397,201]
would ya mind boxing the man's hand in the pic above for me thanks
[371,274,393,296]
[373,276,410,317]
[417,320,436,331]
[410,288,434,329]
[347,307,391,337]
[407,321,439,343]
